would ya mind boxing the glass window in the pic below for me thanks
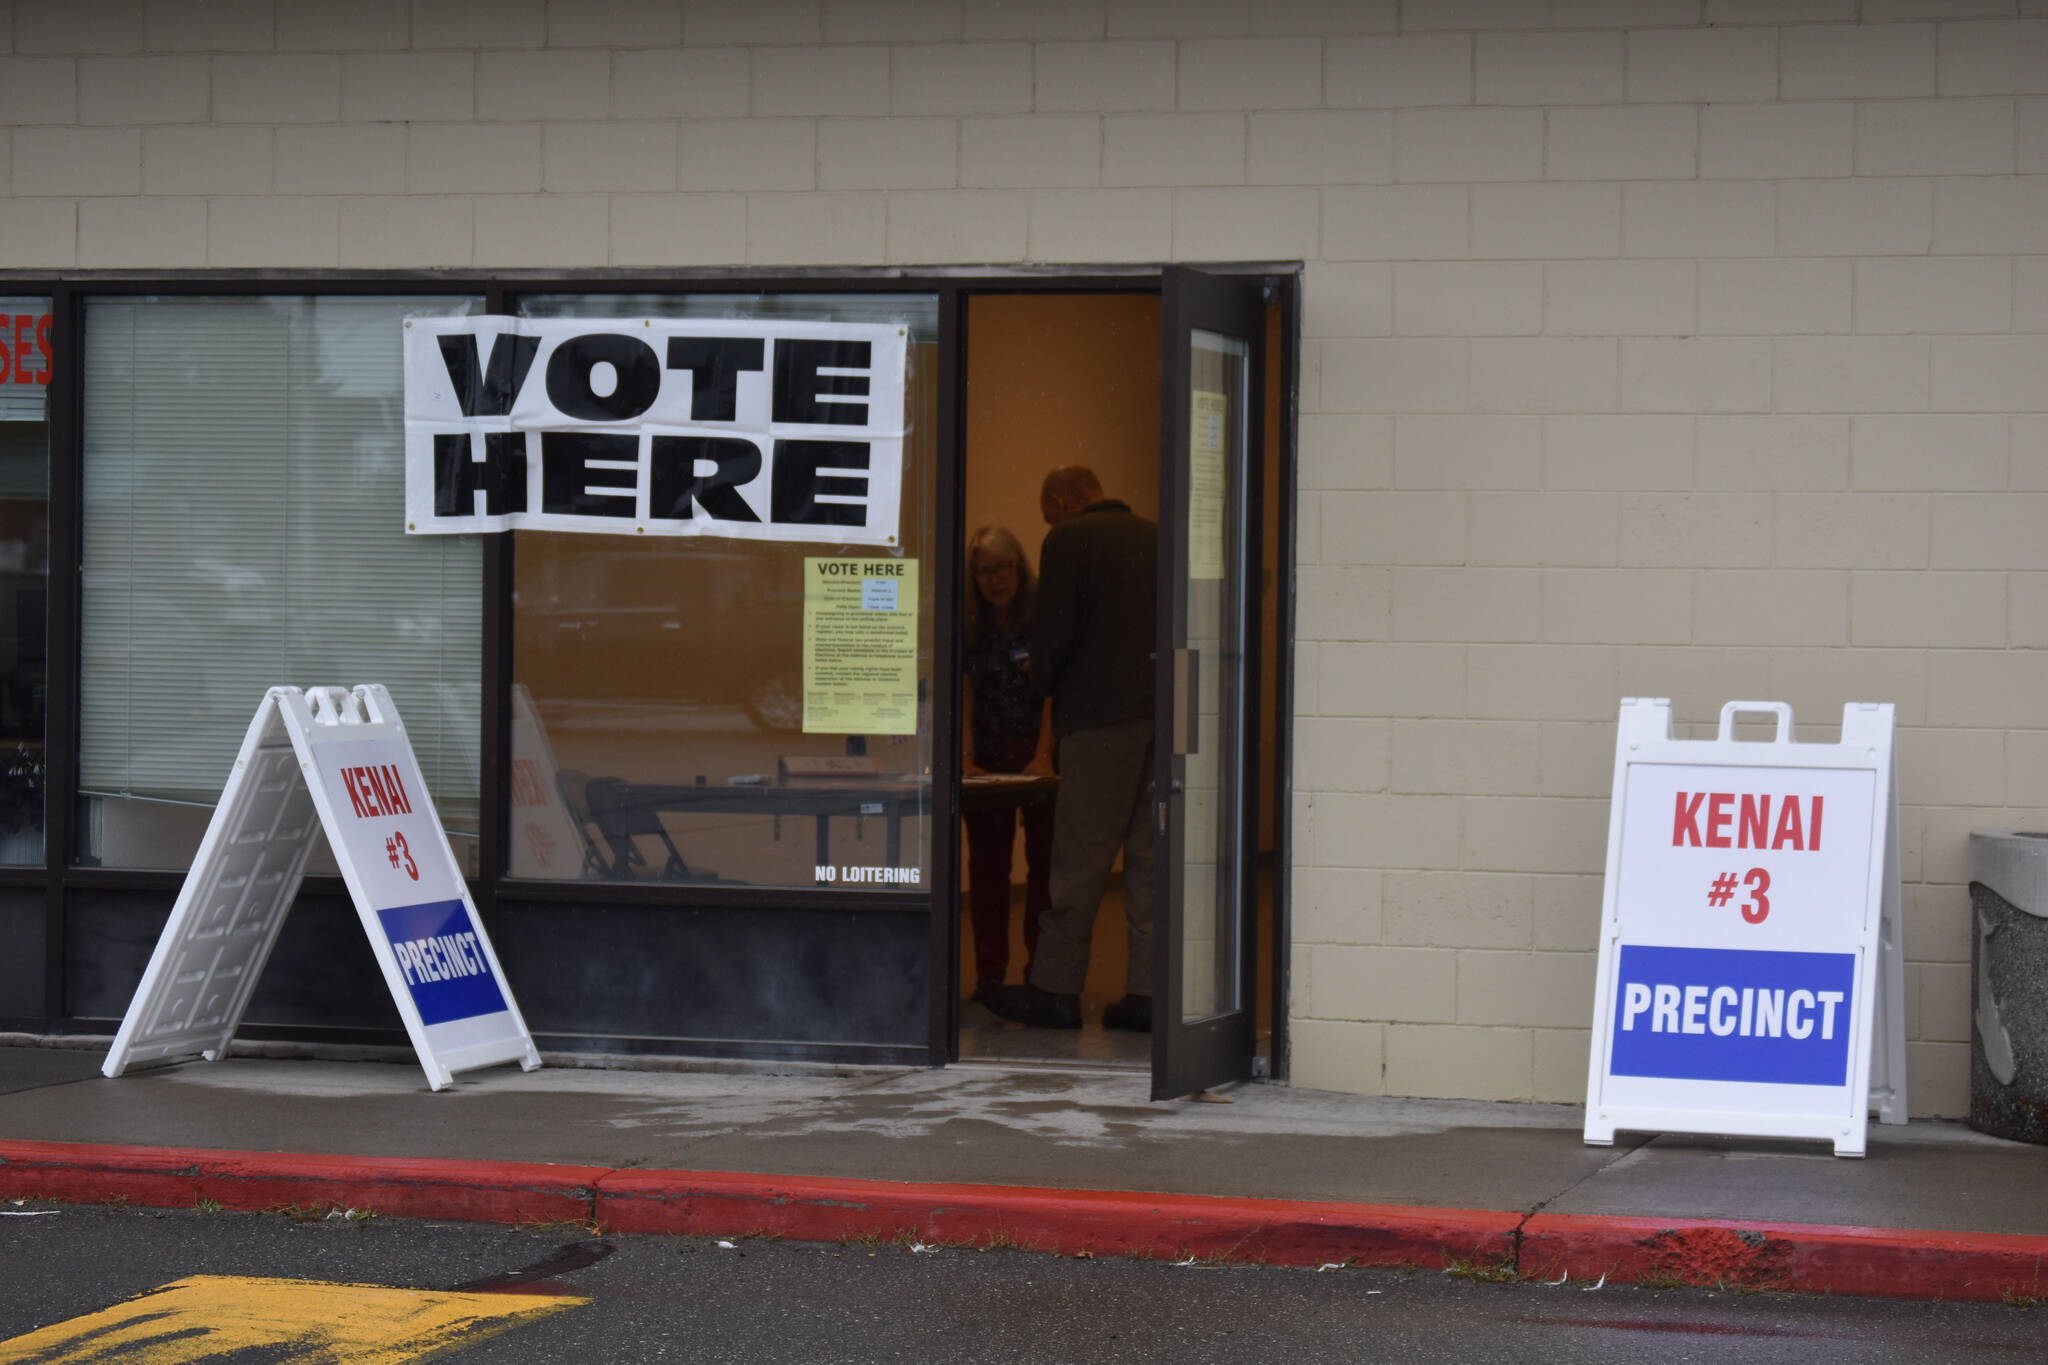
[80,295,485,871]
[509,294,937,890]
[0,298,51,865]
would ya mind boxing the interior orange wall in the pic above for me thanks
[964,291,1281,856]
[963,294,1162,558]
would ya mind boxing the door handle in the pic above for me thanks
[1172,647,1199,756]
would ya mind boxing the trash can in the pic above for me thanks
[1969,831,2048,1144]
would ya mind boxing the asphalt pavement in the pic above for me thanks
[1,1039,2043,1305]
[6,1204,2043,1365]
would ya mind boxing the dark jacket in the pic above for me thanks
[1031,499,1157,738]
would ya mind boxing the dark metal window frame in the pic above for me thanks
[0,265,1298,1078]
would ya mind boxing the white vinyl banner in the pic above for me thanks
[403,316,909,546]
[104,686,540,1091]
[1583,700,1906,1157]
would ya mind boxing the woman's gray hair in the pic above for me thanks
[965,524,1035,644]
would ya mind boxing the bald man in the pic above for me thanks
[983,466,1157,1033]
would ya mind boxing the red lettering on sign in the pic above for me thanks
[342,769,370,819]
[1705,792,1733,848]
[1673,791,1704,846]
[1742,867,1772,924]
[341,765,414,818]
[1771,797,1802,851]
[1675,792,1823,852]
[1739,794,1770,850]
[0,314,52,385]
[511,758,545,808]
[386,765,412,815]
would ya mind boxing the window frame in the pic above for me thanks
[0,266,1297,1081]
[495,289,945,897]
[0,290,55,878]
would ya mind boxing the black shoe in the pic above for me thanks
[1102,994,1152,1032]
[983,984,1081,1029]
[969,978,1001,1006]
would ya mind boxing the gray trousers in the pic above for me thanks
[1028,717,1156,997]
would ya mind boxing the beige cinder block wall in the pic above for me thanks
[5,0,2043,1116]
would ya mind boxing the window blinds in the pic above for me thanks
[81,296,483,854]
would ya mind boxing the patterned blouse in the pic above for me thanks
[964,617,1044,769]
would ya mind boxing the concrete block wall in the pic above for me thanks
[1285,6,2048,1118]
[4,0,2044,1115]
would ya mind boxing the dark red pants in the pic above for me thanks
[964,799,1054,990]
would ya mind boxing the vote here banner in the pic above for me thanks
[403,316,910,547]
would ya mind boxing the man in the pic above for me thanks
[984,466,1156,1033]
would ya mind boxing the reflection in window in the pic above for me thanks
[509,295,937,889]
[0,298,50,864]
[79,296,484,871]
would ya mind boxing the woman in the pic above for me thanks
[961,525,1056,1005]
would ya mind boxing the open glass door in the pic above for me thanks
[1153,268,1265,1100]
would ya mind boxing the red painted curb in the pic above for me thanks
[594,1168,1521,1269]
[0,1141,602,1226]
[6,1140,2044,1302]
[1522,1213,2048,1304]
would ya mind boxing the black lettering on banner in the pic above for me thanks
[771,440,869,527]
[649,436,762,522]
[773,339,872,427]
[433,431,528,517]
[666,337,766,422]
[544,333,661,422]
[541,432,638,517]
[436,333,539,417]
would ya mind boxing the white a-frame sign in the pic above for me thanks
[104,686,540,1091]
[1583,699,1906,1158]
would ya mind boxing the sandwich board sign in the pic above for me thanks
[507,684,600,880]
[104,685,540,1091]
[1584,699,1905,1158]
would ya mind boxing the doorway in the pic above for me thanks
[953,286,1286,1085]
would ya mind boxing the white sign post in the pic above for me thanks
[1584,699,1906,1158]
[104,685,541,1091]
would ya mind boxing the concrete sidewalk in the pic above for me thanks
[1,1041,2043,1304]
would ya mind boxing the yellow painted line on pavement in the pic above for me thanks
[0,1274,585,1364]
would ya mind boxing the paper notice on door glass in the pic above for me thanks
[803,557,920,735]
[1189,390,1227,581]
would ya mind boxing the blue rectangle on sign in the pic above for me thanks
[375,899,507,1026]
[1609,945,1856,1087]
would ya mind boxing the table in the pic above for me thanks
[582,775,929,883]
[959,773,1059,813]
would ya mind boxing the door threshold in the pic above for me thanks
[951,1053,1146,1073]
[956,1011,1150,1070]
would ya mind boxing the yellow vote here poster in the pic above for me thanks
[803,557,919,734]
